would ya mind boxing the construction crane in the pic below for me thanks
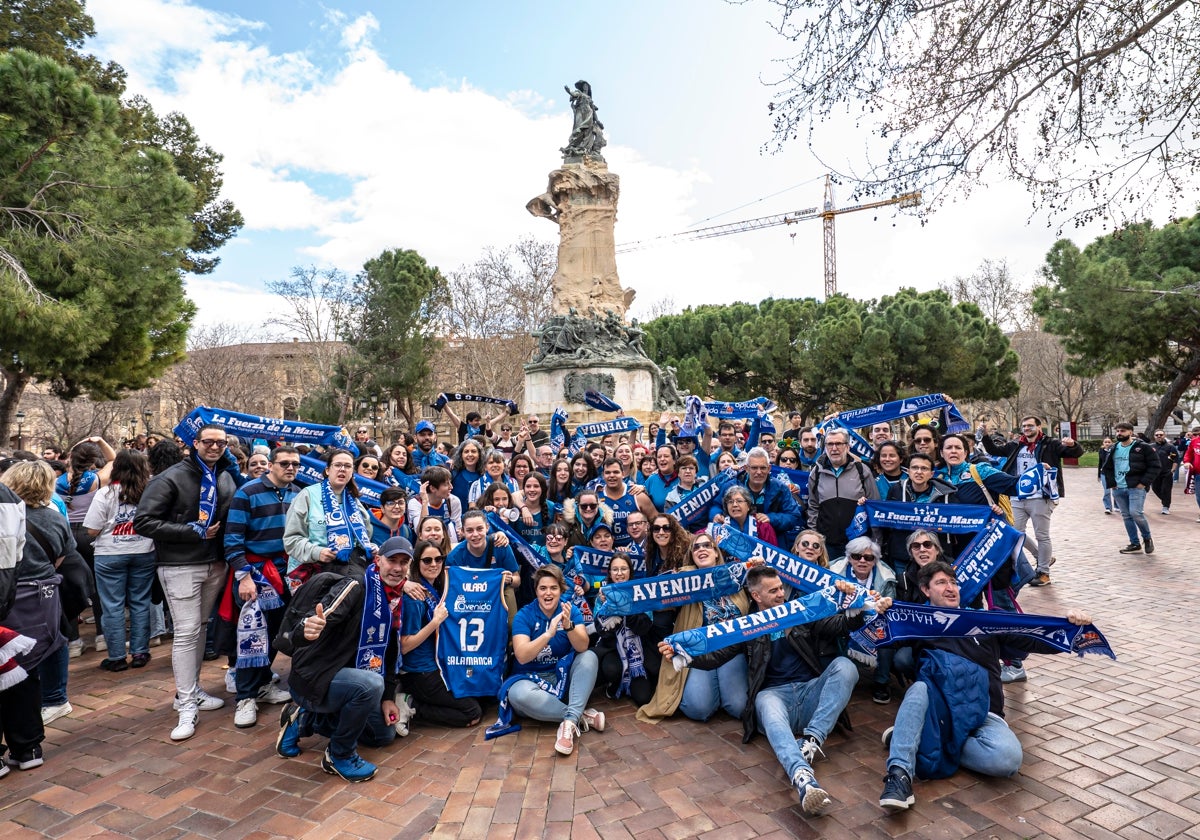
[616,175,921,298]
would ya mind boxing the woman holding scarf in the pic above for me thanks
[469,451,517,508]
[380,443,417,486]
[284,449,377,590]
[720,485,779,546]
[637,536,750,725]
[399,540,483,728]
[644,514,693,576]
[449,440,485,509]
[567,453,596,496]
[593,554,660,705]
[500,565,604,756]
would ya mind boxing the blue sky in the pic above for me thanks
[85,0,1144,333]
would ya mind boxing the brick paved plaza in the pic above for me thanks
[2,468,1198,839]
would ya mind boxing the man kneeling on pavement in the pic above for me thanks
[275,536,415,782]
[662,567,892,817]
[877,560,1093,813]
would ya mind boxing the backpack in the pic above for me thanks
[273,571,358,657]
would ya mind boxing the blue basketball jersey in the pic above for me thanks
[604,491,638,547]
[437,566,509,698]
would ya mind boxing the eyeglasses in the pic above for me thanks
[545,533,566,541]
[579,502,598,510]
[383,499,406,508]
[275,460,300,469]
[798,539,822,550]
[850,553,876,561]
[420,555,444,564]
[911,540,937,550]
[825,442,847,448]
[692,541,713,551]
[196,439,227,448]
[651,524,672,533]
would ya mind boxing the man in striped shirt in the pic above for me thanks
[224,446,301,727]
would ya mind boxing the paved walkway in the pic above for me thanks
[2,468,1198,839]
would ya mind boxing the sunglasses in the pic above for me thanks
[850,553,876,561]
[275,461,301,469]
[911,540,937,550]
[798,539,822,550]
[420,555,444,564]
[651,524,672,533]
[692,542,713,551]
[579,503,598,511]
[913,437,934,444]
[196,439,227,448]
[360,464,379,471]
[779,457,798,464]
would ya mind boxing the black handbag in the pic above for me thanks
[7,573,66,669]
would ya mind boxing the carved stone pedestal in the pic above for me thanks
[524,360,660,421]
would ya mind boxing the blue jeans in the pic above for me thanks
[1099,478,1113,512]
[679,653,748,722]
[1113,487,1151,544]
[304,667,387,759]
[94,551,156,657]
[508,650,599,725]
[755,657,857,781]
[887,681,1023,778]
[38,643,69,707]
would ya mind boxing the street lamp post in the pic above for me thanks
[15,410,25,450]
[143,410,154,434]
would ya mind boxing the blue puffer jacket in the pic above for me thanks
[915,648,990,780]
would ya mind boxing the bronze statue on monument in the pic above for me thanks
[523,80,684,414]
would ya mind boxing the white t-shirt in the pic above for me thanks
[82,485,155,555]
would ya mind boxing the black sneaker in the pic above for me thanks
[4,745,44,771]
[1144,538,1155,555]
[879,767,914,812]
[1119,543,1143,554]
[872,685,891,704]
[98,657,129,672]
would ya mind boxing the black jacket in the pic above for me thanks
[134,458,237,566]
[1101,439,1160,490]
[981,433,1083,497]
[287,565,400,704]
[690,609,867,743]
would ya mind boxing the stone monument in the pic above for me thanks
[524,81,684,420]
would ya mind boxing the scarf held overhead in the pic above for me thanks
[175,406,356,450]
[433,392,519,414]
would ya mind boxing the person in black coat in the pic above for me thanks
[1100,422,1160,554]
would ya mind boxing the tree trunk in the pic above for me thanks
[1147,355,1200,431]
[0,368,32,447]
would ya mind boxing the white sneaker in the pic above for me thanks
[1162,507,1171,515]
[393,691,415,737]
[234,698,258,728]
[225,668,237,694]
[257,683,292,705]
[68,638,84,659]
[94,634,107,652]
[173,689,225,712]
[171,708,198,741]
[41,702,73,726]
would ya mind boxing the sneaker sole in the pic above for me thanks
[4,757,44,771]
[801,785,832,816]
[234,717,258,729]
[554,741,575,756]
[41,704,73,726]
[276,705,302,758]
[170,728,196,742]
[880,794,914,812]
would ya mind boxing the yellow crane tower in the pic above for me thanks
[616,174,921,298]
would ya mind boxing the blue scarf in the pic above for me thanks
[614,622,646,698]
[771,465,810,501]
[663,584,872,666]
[680,395,707,437]
[596,561,750,617]
[1017,464,1060,500]
[419,577,441,613]
[296,454,392,508]
[433,392,518,415]
[866,601,1115,659]
[829,393,969,435]
[175,406,356,452]
[713,524,849,594]
[321,479,372,563]
[486,650,573,741]
[584,390,622,412]
[235,598,270,669]
[864,500,993,533]
[667,467,736,528]
[744,410,776,449]
[485,512,546,571]
[189,454,218,538]
[953,516,1025,604]
[845,503,869,540]
[704,397,775,420]
[356,564,394,675]
[549,408,569,452]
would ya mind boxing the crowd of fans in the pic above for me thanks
[0,403,1107,813]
